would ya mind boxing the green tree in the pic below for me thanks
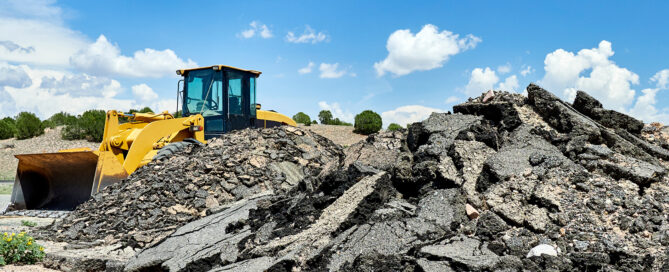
[0,119,16,139]
[139,107,154,113]
[318,110,333,125]
[15,112,44,139]
[292,112,311,125]
[62,110,106,142]
[48,112,77,126]
[311,120,318,125]
[354,110,382,135]
[387,123,402,131]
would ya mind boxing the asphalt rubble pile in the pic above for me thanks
[38,126,342,249]
[41,84,669,271]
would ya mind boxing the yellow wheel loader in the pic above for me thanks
[9,65,296,211]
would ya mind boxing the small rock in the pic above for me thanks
[526,244,558,258]
[465,204,479,219]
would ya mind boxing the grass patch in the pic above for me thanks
[21,221,37,227]
[0,184,12,195]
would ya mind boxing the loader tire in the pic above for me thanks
[153,138,202,161]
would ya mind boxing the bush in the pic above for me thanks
[41,120,55,129]
[354,110,382,135]
[318,110,333,125]
[0,232,45,265]
[20,221,36,227]
[138,107,154,113]
[311,120,318,125]
[387,123,402,131]
[0,119,16,140]
[48,112,77,126]
[15,112,43,140]
[292,112,311,125]
[62,110,106,142]
[330,118,352,126]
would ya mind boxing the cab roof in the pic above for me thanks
[176,65,262,77]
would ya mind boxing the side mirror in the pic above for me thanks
[255,104,261,110]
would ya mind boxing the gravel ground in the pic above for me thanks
[1,264,60,271]
[300,124,367,147]
[0,127,100,179]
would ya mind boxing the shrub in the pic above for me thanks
[330,118,352,126]
[62,110,106,142]
[20,221,36,227]
[354,110,382,135]
[48,112,77,126]
[15,112,43,140]
[292,112,311,125]
[387,123,402,131]
[1,117,15,126]
[0,232,45,265]
[41,120,55,129]
[0,119,16,140]
[318,110,333,125]
[311,120,318,125]
[138,107,154,113]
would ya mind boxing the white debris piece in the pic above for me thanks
[526,244,558,258]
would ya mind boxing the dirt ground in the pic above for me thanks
[300,124,368,146]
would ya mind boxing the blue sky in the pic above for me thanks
[1,0,669,126]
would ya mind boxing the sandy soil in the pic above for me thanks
[300,124,368,147]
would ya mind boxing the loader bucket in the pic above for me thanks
[12,152,99,210]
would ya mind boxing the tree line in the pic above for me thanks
[292,110,404,135]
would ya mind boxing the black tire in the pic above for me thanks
[153,138,202,161]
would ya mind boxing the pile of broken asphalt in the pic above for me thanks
[38,84,669,271]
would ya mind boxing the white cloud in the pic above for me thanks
[498,75,519,92]
[298,62,315,74]
[381,105,445,127]
[374,24,481,77]
[0,62,32,88]
[651,69,669,89]
[0,17,89,66]
[0,0,63,22]
[464,67,499,96]
[628,88,669,124]
[70,35,197,78]
[40,73,121,98]
[318,101,354,122]
[539,40,638,110]
[497,63,511,74]
[445,96,460,104]
[520,65,533,76]
[239,21,273,39]
[131,83,158,102]
[319,63,348,79]
[286,26,328,44]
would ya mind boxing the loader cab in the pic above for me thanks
[178,65,259,139]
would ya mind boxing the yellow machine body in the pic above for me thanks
[10,65,296,211]
[11,111,206,210]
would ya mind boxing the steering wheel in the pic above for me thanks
[208,99,219,110]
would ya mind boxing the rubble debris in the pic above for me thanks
[34,84,669,271]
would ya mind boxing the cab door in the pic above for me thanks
[225,70,253,132]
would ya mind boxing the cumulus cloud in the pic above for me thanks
[381,105,445,127]
[464,67,499,96]
[0,40,34,54]
[131,83,158,102]
[286,26,328,44]
[498,75,519,92]
[651,69,669,89]
[239,21,273,39]
[0,88,17,117]
[40,73,121,98]
[0,62,32,88]
[318,101,354,122]
[520,65,533,76]
[497,63,511,74]
[539,40,638,110]
[374,24,480,77]
[628,88,669,124]
[298,62,315,74]
[70,35,197,78]
[0,17,89,66]
[319,63,348,79]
